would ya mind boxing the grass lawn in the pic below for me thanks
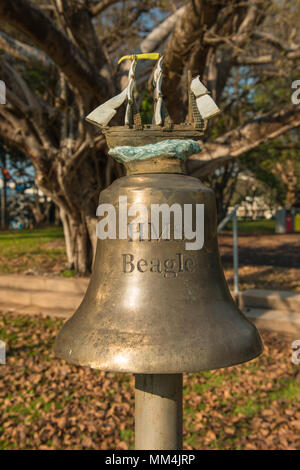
[0,227,68,276]
[0,312,299,450]
[222,218,276,234]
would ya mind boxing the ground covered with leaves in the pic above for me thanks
[221,232,300,292]
[0,312,299,450]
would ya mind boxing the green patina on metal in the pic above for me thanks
[108,139,201,163]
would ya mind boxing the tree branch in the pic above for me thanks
[0,107,46,160]
[90,0,120,16]
[0,57,36,110]
[188,104,300,178]
[0,0,109,101]
[0,31,54,69]
[163,0,223,121]
[140,6,186,53]
[55,0,107,70]
[234,54,273,65]
[118,7,186,89]
[252,30,300,55]
[0,56,58,153]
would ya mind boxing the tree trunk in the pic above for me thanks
[284,160,298,209]
[59,208,75,269]
[272,159,298,210]
[73,216,92,276]
[59,206,95,276]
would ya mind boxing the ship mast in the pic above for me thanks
[153,56,164,126]
[153,56,172,128]
[124,56,137,127]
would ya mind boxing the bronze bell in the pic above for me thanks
[54,150,263,373]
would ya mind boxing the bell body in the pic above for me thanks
[55,164,263,373]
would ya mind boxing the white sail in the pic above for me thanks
[153,56,164,125]
[194,94,220,119]
[86,59,137,128]
[190,77,208,97]
[190,76,220,120]
[86,87,128,127]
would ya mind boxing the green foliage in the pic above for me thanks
[139,89,154,124]
[21,66,52,97]
[62,269,75,278]
[239,131,300,207]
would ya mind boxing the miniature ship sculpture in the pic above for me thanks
[86,53,221,147]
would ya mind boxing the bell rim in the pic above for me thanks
[54,328,264,374]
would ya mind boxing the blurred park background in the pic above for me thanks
[0,0,300,450]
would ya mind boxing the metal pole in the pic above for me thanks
[233,212,239,295]
[135,374,182,450]
[1,155,6,230]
